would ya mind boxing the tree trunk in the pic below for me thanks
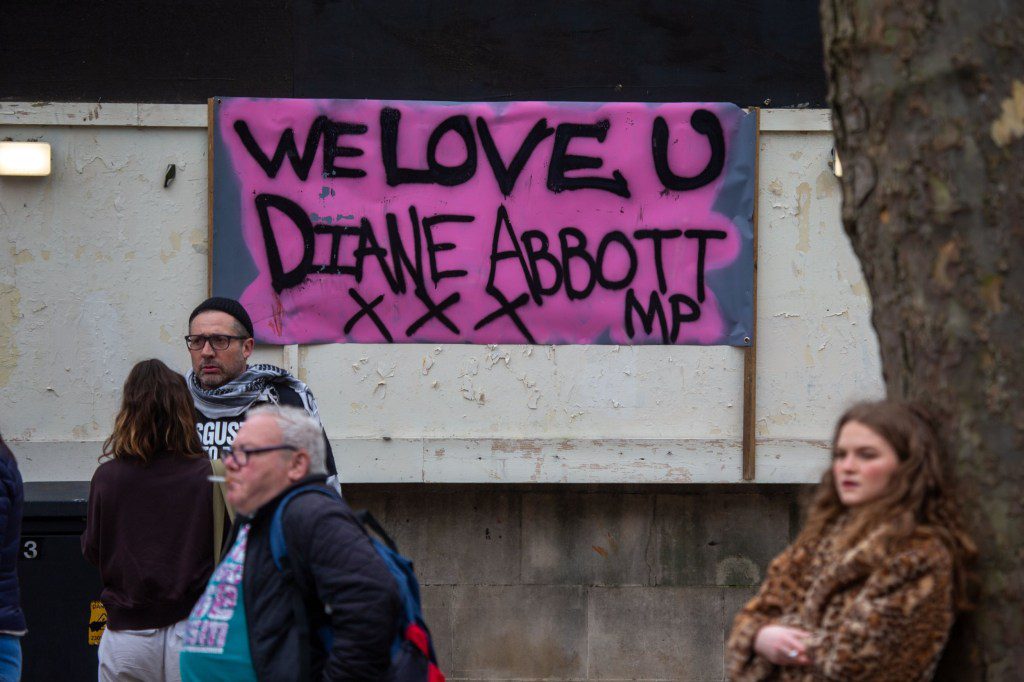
[820,0,1024,678]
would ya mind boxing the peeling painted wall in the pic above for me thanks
[0,103,884,483]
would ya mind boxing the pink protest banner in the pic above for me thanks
[210,98,756,345]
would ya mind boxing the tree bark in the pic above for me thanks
[820,0,1024,678]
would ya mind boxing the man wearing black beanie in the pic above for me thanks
[184,297,339,487]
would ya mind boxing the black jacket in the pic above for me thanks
[230,476,399,680]
[0,440,25,633]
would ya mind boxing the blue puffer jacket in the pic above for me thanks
[226,476,400,680]
[0,440,26,633]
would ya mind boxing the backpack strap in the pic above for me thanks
[269,483,339,570]
[356,509,399,552]
[357,511,431,656]
[268,483,341,680]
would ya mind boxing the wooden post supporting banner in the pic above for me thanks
[207,98,215,297]
[742,107,760,481]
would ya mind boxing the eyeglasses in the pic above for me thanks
[185,334,249,351]
[220,443,298,467]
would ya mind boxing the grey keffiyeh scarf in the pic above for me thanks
[185,363,322,422]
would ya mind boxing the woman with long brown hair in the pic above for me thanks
[83,359,219,682]
[727,400,976,681]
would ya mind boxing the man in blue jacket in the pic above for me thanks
[180,405,399,680]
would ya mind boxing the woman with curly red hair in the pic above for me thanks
[727,400,976,681]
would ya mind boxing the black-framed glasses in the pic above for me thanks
[220,443,298,467]
[185,334,249,351]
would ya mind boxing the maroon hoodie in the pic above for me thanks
[82,452,215,630]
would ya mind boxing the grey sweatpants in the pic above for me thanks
[97,619,186,682]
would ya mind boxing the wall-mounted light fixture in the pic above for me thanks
[0,141,51,177]
[829,148,843,178]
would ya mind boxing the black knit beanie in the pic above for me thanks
[189,297,254,338]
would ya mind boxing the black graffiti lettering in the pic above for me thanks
[633,229,682,294]
[344,288,393,342]
[255,194,315,293]
[405,291,461,337]
[624,289,669,342]
[652,110,725,192]
[474,291,535,344]
[381,108,477,187]
[257,196,397,290]
[478,206,537,342]
[476,118,555,196]
[426,115,477,185]
[624,290,702,343]
[595,231,638,290]
[326,225,347,272]
[234,118,323,181]
[485,205,536,298]
[250,162,729,341]
[380,108,421,184]
[380,108,429,185]
[352,218,389,285]
[310,223,362,278]
[385,207,426,295]
[683,229,727,302]
[422,214,472,287]
[323,120,368,179]
[547,121,630,198]
[235,116,367,182]
[558,228,598,300]
[668,293,701,341]
[520,231,563,304]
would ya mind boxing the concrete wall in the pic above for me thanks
[348,484,805,681]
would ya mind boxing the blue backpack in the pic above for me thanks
[269,484,445,681]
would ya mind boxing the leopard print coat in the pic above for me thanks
[726,518,955,681]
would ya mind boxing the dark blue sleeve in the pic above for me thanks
[0,448,24,571]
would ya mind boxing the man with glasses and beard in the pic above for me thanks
[179,406,398,680]
[185,297,339,490]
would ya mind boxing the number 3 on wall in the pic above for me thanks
[20,539,40,560]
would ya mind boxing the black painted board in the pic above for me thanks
[1,0,824,106]
[0,0,294,103]
[18,526,102,681]
[292,0,827,106]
